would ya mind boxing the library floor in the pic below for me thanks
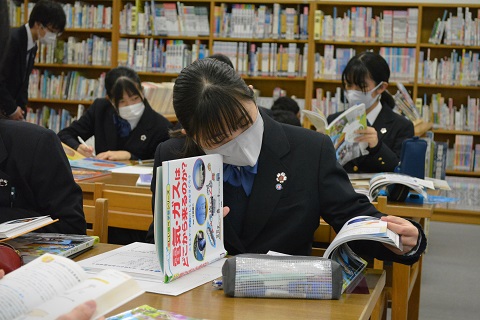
[418,221,480,319]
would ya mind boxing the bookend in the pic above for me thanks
[388,137,427,202]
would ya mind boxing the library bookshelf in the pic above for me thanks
[7,0,480,176]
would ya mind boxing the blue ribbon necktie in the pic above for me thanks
[223,163,258,196]
[113,114,131,138]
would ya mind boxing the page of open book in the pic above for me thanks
[0,254,86,320]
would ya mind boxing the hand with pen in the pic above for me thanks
[76,136,95,158]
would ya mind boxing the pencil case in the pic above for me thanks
[222,254,342,300]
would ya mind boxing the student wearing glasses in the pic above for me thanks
[0,0,65,120]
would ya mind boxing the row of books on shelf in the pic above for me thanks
[426,94,480,132]
[314,46,416,83]
[7,0,23,27]
[214,3,309,40]
[418,49,480,87]
[28,70,106,102]
[314,7,418,44]
[213,41,308,77]
[142,81,175,115]
[429,8,480,46]
[62,1,112,30]
[118,38,209,73]
[120,1,210,37]
[25,106,75,133]
[35,36,112,66]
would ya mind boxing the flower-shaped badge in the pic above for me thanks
[140,135,147,141]
[276,172,287,184]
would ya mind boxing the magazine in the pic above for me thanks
[69,158,128,171]
[72,168,111,182]
[106,304,200,320]
[368,172,435,201]
[6,233,99,263]
[0,253,143,320]
[323,215,402,293]
[154,154,226,283]
[302,104,369,165]
[61,142,85,161]
[0,216,57,241]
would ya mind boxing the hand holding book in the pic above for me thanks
[380,215,419,255]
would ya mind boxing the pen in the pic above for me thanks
[77,136,96,156]
[10,187,16,208]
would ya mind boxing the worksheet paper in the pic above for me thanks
[77,242,224,296]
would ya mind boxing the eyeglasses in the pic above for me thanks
[40,24,62,37]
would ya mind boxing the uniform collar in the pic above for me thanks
[25,24,35,51]
[367,101,383,125]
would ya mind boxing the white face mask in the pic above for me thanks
[346,82,384,109]
[39,28,57,45]
[204,111,264,167]
[118,101,145,130]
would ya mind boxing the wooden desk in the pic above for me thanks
[76,244,386,320]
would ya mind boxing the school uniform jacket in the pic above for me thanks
[0,26,36,115]
[146,110,425,265]
[0,119,86,234]
[58,98,173,160]
[327,105,414,173]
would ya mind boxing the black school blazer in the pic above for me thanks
[0,119,85,234]
[0,26,37,115]
[327,105,414,173]
[146,110,425,265]
[58,98,173,160]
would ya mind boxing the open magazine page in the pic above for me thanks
[323,216,402,259]
[301,109,327,134]
[326,104,369,166]
[330,244,367,293]
[369,173,435,201]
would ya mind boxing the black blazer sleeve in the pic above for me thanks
[0,30,22,115]
[1,127,85,234]
[58,99,99,150]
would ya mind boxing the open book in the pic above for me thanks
[302,104,369,165]
[6,233,99,263]
[0,216,57,241]
[0,253,143,320]
[154,154,226,283]
[369,172,435,201]
[323,216,402,293]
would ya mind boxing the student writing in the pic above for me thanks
[58,67,173,161]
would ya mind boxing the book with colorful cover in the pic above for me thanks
[69,158,129,171]
[61,142,85,160]
[106,304,200,320]
[154,154,226,283]
[6,233,99,263]
[72,168,111,182]
[301,103,369,165]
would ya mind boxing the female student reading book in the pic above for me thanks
[58,67,173,161]
[146,59,426,265]
[327,52,414,173]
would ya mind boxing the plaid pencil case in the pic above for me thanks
[222,254,342,300]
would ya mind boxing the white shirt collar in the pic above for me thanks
[366,101,383,125]
[25,24,35,51]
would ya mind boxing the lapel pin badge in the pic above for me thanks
[275,183,283,190]
[0,179,7,187]
[380,128,387,134]
[276,172,287,183]
[140,134,147,141]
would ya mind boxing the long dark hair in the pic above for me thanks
[342,51,395,108]
[173,59,255,156]
[105,67,143,108]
